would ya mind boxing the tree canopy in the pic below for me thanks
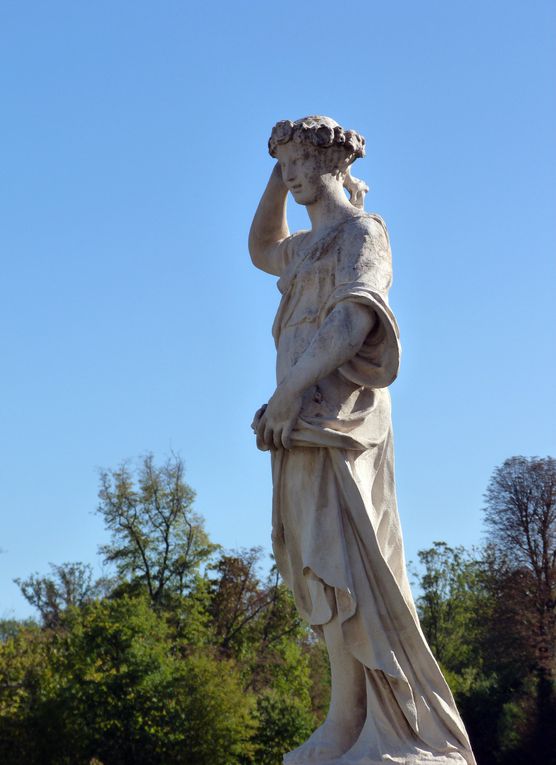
[2,454,321,765]
[412,456,556,764]
[97,454,216,607]
[2,453,555,764]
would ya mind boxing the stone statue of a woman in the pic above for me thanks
[249,116,476,765]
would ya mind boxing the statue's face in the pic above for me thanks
[275,142,341,206]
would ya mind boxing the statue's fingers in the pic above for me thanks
[273,427,283,450]
[263,423,274,449]
[256,415,269,449]
[251,410,263,431]
[282,424,293,450]
[254,404,267,421]
[256,412,267,438]
[256,431,270,451]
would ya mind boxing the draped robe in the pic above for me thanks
[269,213,476,765]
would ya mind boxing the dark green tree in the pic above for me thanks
[413,541,483,671]
[411,542,502,761]
[252,689,315,765]
[0,597,255,765]
[1,454,332,765]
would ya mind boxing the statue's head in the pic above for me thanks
[268,116,368,208]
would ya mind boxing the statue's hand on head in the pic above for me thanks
[270,160,285,186]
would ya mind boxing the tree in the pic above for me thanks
[207,548,320,761]
[209,548,266,658]
[3,453,331,764]
[98,454,216,608]
[15,562,98,629]
[484,456,556,671]
[208,549,308,681]
[412,542,484,671]
[0,597,256,765]
[412,543,500,761]
[252,689,315,765]
[483,456,556,762]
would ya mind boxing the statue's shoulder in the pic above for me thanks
[333,213,393,289]
[348,211,388,234]
[339,212,390,250]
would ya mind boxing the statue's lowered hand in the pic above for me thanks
[251,404,271,452]
[253,386,303,451]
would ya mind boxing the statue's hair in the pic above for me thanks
[268,115,366,162]
[269,115,368,209]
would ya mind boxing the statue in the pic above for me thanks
[249,116,476,765]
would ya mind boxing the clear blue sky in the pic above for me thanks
[1,1,555,619]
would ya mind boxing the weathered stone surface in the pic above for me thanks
[249,116,476,765]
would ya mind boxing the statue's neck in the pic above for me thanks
[306,192,358,237]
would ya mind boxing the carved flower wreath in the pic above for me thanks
[268,116,366,161]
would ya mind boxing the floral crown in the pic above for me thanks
[268,116,366,161]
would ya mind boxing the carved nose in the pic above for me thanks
[285,164,296,183]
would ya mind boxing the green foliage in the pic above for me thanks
[0,621,55,763]
[0,597,255,765]
[98,454,217,608]
[304,637,331,722]
[172,651,256,765]
[413,541,485,671]
[413,459,556,765]
[15,562,98,629]
[0,454,326,763]
[168,574,215,647]
[9,450,555,763]
[252,689,315,765]
[0,618,36,642]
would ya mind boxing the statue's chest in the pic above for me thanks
[281,265,333,333]
[273,239,347,350]
[289,247,340,310]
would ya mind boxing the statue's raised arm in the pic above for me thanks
[248,162,290,276]
[249,115,477,765]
